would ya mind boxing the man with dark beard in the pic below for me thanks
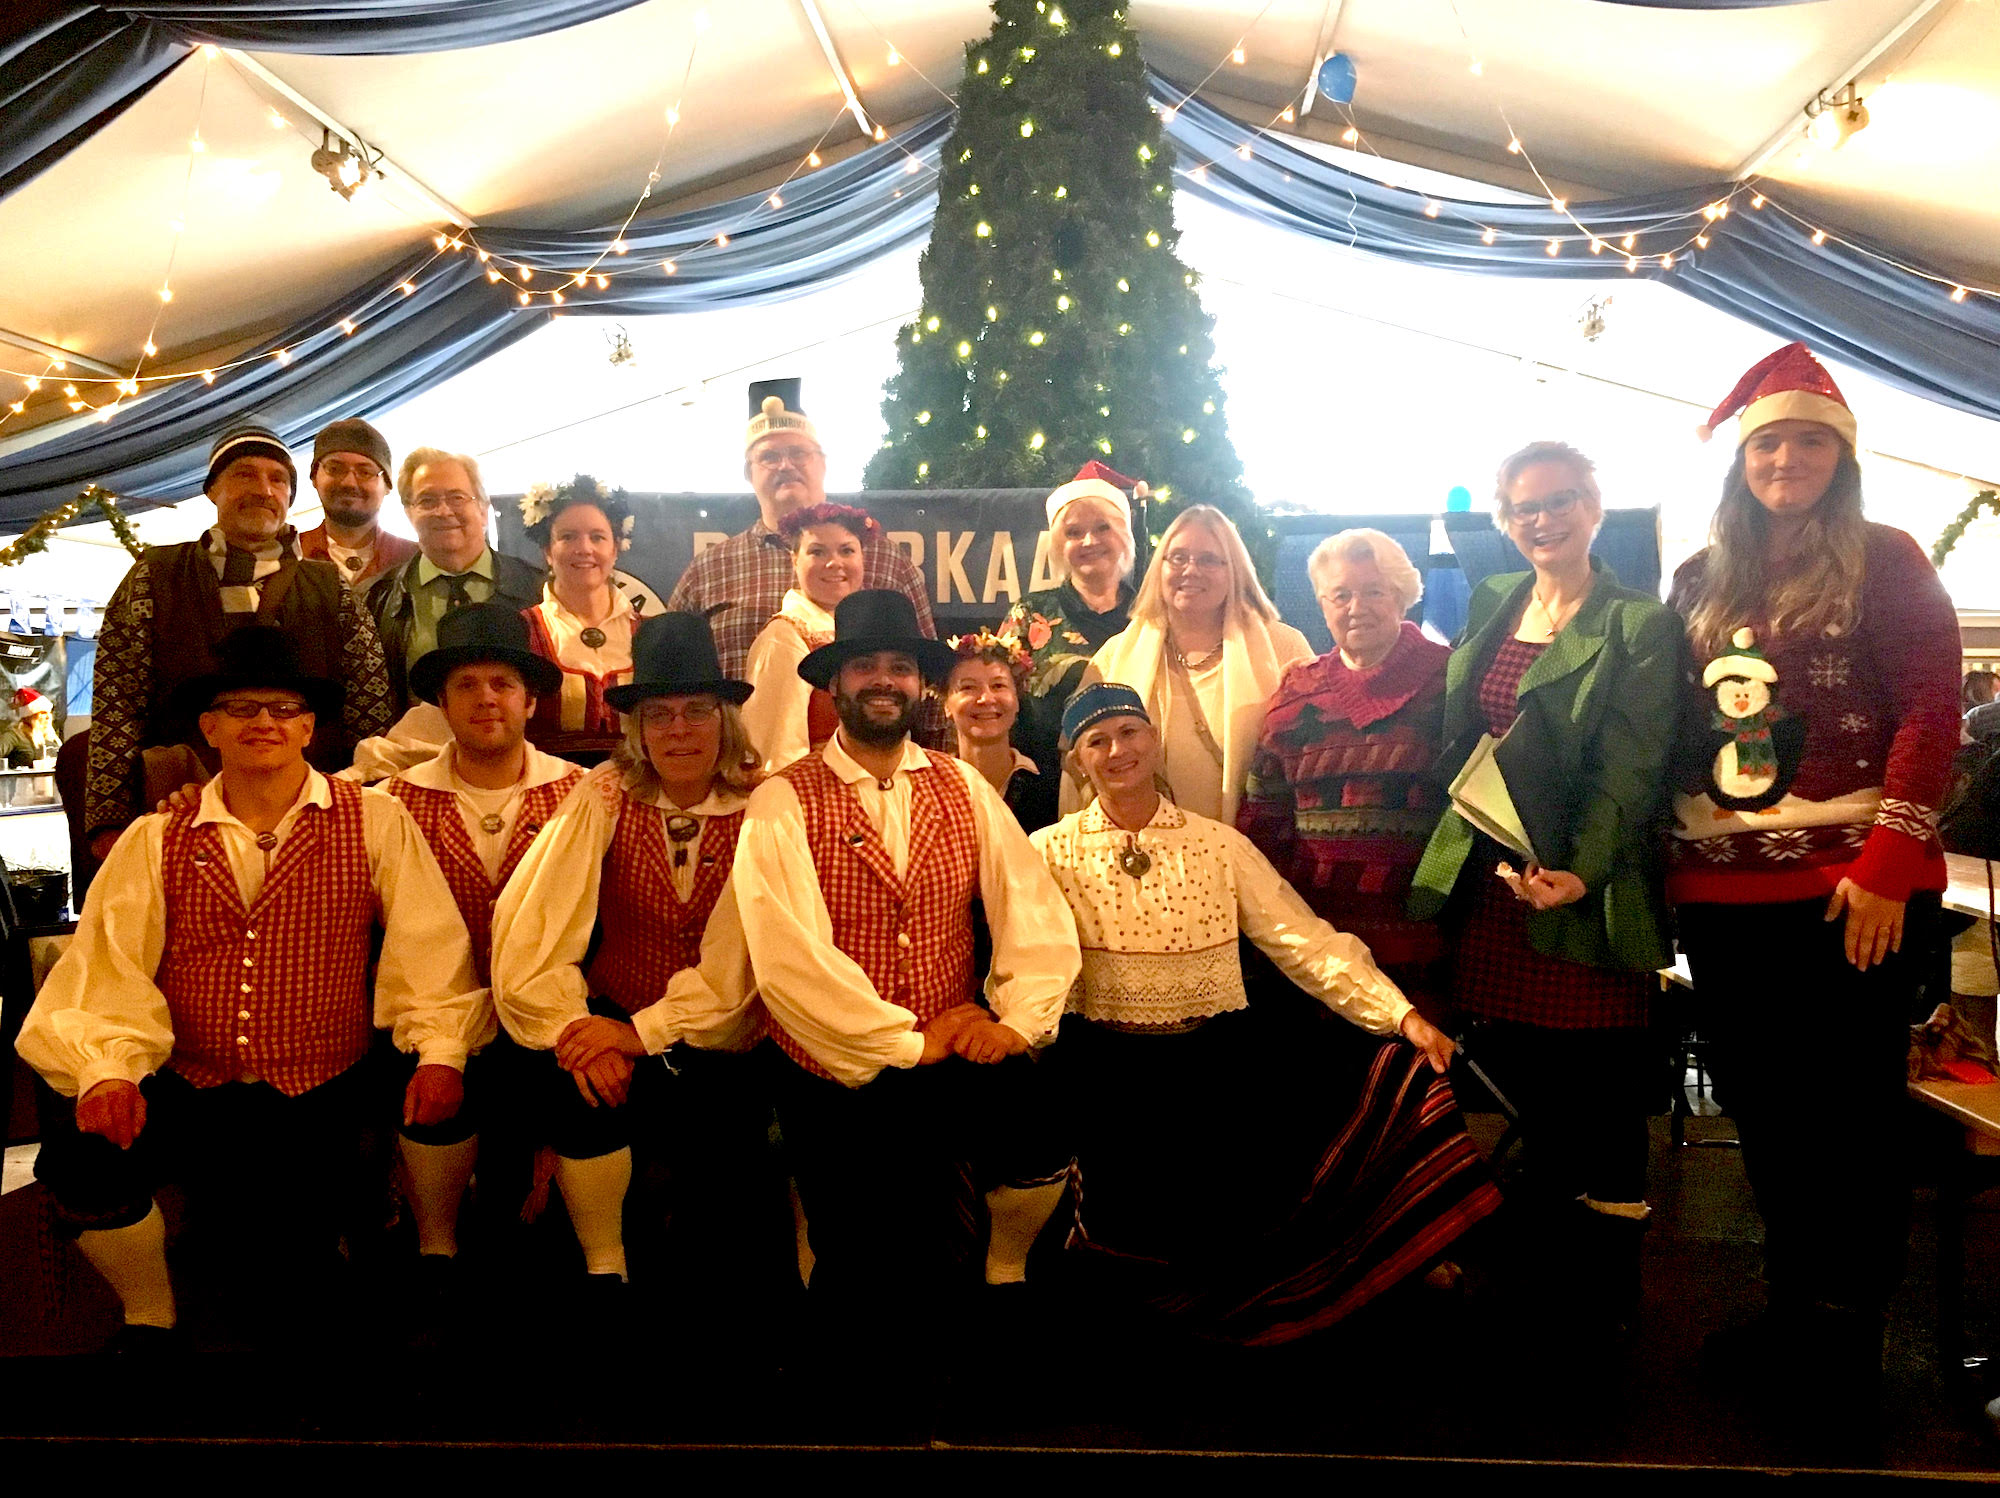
[298,419,418,589]
[729,589,1080,1357]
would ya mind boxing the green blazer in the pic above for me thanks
[1409,559,1685,973]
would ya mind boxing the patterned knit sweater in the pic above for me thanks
[1666,523,1960,905]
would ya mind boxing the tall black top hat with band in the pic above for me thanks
[409,601,562,705]
[169,626,343,723]
[604,612,753,713]
[797,589,957,690]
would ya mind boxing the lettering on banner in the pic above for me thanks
[936,531,976,605]
[981,532,1020,604]
[1027,531,1058,592]
[886,531,925,572]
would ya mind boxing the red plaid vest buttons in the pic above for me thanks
[770,750,979,1080]
[387,770,581,985]
[587,795,745,1018]
[160,777,375,1096]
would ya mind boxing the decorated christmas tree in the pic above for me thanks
[864,0,1250,528]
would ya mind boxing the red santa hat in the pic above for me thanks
[1697,341,1856,448]
[1044,460,1148,528]
[13,687,50,716]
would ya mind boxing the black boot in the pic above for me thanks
[1572,1198,1650,1338]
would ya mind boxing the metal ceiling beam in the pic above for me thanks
[223,49,474,227]
[794,0,876,139]
[1731,0,1951,180]
[0,326,122,378]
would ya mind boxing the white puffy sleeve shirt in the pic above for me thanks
[732,735,1081,1087]
[1030,799,1411,1036]
[17,770,488,1098]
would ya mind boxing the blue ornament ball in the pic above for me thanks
[1446,485,1473,513]
[1317,53,1358,106]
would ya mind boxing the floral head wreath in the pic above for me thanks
[945,626,1032,680]
[777,501,880,545]
[520,474,636,552]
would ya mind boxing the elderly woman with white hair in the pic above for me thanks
[1002,461,1146,777]
[1080,504,1313,824]
[1239,528,1452,1013]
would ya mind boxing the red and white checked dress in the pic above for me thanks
[770,749,979,1080]
[1447,637,1651,1030]
[385,770,581,985]
[159,776,377,1094]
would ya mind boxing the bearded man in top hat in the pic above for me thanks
[18,628,485,1351]
[665,380,937,680]
[82,421,396,865]
[297,418,419,589]
[373,603,583,1266]
[726,588,1081,1344]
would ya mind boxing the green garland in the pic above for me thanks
[0,485,146,568]
[1933,488,2000,567]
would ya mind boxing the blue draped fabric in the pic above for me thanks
[1157,87,2000,427]
[0,0,652,202]
[0,109,950,519]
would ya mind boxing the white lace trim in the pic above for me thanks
[1066,942,1248,1028]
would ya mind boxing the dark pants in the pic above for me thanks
[1680,891,1941,1314]
[773,1050,1068,1317]
[35,1063,376,1253]
[1466,1020,1655,1205]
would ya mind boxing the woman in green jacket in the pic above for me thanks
[1410,440,1684,1333]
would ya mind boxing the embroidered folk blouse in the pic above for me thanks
[1029,798,1412,1035]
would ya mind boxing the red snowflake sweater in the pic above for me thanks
[1665,523,1960,906]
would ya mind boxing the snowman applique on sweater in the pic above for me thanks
[1698,627,1806,812]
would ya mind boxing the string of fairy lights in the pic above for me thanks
[2,3,1994,445]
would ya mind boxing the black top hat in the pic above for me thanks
[604,612,753,713]
[168,626,343,723]
[747,378,804,417]
[797,590,957,691]
[408,601,563,705]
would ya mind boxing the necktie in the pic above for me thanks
[443,574,474,613]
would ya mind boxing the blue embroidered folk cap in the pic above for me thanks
[1062,682,1150,744]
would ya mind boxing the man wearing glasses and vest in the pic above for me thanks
[18,629,486,1354]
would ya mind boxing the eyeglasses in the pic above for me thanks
[751,446,824,471]
[1321,585,1395,608]
[209,698,311,720]
[639,700,720,728]
[1164,549,1228,573]
[318,459,383,483]
[406,490,483,514]
[1506,490,1586,525]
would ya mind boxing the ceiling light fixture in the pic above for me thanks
[1803,83,1870,150]
[310,128,379,199]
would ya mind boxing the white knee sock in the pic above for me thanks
[554,1149,632,1280]
[77,1203,177,1328]
[984,1181,1066,1285]
[399,1135,480,1258]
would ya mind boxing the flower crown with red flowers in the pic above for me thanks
[776,501,880,544]
[946,626,1032,679]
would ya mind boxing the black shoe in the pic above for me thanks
[1703,1303,1883,1407]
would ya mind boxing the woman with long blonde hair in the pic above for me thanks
[1079,504,1311,823]
[1667,344,1961,1399]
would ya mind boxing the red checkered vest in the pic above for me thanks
[772,749,979,1080]
[587,793,745,1016]
[159,776,375,1096]
[385,769,581,985]
[521,606,633,757]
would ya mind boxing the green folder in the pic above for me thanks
[1446,732,1540,865]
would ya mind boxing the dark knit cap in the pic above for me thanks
[311,418,392,478]
[206,421,296,495]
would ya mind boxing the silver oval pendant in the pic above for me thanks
[579,626,607,649]
[479,813,504,835]
[1118,840,1151,879]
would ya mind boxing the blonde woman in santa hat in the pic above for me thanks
[1001,461,1144,778]
[1668,343,1961,1398]
[1077,504,1312,825]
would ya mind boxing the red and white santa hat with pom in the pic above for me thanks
[13,687,50,715]
[1044,460,1147,528]
[1697,341,1856,448]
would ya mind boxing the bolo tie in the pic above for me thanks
[579,625,607,649]
[665,814,700,868]
[1118,835,1151,879]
